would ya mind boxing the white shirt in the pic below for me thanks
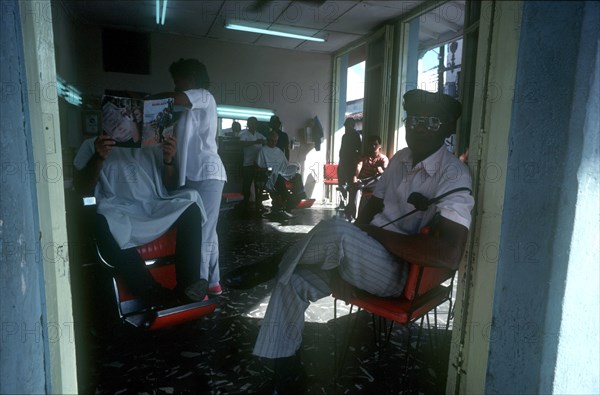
[371,146,474,233]
[256,145,299,191]
[176,89,227,185]
[239,129,266,166]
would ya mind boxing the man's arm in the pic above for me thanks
[376,156,388,175]
[360,217,468,269]
[73,135,115,196]
[282,133,290,160]
[353,159,364,183]
[146,91,192,108]
[161,136,179,190]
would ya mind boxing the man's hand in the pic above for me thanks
[162,136,177,164]
[330,270,359,303]
[95,135,116,160]
[74,135,114,195]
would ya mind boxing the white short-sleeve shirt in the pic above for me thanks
[256,145,299,191]
[239,130,266,166]
[176,89,227,185]
[371,146,474,234]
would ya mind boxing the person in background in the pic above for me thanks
[269,115,290,160]
[256,131,305,218]
[239,116,266,214]
[252,89,473,393]
[150,58,227,296]
[337,117,362,208]
[345,135,389,221]
[231,121,242,137]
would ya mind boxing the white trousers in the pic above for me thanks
[253,218,407,359]
[185,179,225,287]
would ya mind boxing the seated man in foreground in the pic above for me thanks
[253,89,474,393]
[256,130,306,217]
[74,134,209,306]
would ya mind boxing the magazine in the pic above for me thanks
[101,95,176,147]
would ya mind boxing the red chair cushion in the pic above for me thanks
[296,198,316,209]
[402,264,454,301]
[113,227,218,331]
[115,262,177,301]
[338,285,451,325]
[136,228,177,260]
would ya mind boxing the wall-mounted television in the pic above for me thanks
[102,29,150,75]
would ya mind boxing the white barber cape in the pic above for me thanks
[74,138,205,249]
[256,145,299,191]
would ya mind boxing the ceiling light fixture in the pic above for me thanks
[156,0,167,25]
[224,20,325,42]
[217,105,275,121]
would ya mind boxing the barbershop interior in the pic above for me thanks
[2,0,598,394]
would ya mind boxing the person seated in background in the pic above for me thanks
[256,130,306,218]
[252,89,474,394]
[73,134,209,306]
[238,116,266,214]
[345,135,389,221]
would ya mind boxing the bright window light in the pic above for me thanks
[225,20,325,42]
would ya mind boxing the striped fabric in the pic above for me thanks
[253,218,407,359]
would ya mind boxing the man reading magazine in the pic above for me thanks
[74,116,209,306]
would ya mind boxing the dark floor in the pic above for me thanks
[71,204,453,394]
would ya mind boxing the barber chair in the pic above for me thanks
[85,198,218,330]
[255,168,314,216]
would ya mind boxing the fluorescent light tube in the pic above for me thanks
[217,105,275,121]
[156,0,160,24]
[225,21,325,42]
[156,0,167,25]
[161,0,168,25]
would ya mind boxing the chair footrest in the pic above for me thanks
[121,298,218,330]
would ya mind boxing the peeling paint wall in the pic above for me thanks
[0,1,48,393]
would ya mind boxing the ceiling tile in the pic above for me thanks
[60,0,464,54]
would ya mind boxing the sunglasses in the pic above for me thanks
[404,116,443,132]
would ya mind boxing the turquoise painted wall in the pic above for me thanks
[0,1,49,393]
[486,2,599,393]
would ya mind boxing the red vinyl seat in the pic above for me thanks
[102,228,218,330]
[332,239,456,377]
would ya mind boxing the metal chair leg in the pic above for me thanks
[333,300,362,379]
